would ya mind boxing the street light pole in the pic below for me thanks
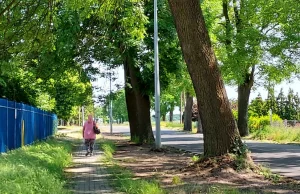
[154,0,161,148]
[109,70,113,134]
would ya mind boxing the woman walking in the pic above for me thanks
[82,114,99,156]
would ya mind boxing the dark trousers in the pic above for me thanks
[84,139,95,153]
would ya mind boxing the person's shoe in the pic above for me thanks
[85,152,90,156]
[89,152,93,156]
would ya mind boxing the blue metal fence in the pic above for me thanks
[0,98,57,153]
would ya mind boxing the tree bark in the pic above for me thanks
[168,0,241,156]
[124,59,139,140]
[125,52,154,144]
[162,114,166,121]
[238,66,255,136]
[184,92,193,131]
[197,112,203,133]
[169,106,174,122]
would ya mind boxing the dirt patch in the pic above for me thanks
[103,134,300,193]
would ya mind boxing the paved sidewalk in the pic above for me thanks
[65,142,118,194]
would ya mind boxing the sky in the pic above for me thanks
[93,65,300,114]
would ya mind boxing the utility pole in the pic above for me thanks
[154,0,161,148]
[109,70,113,134]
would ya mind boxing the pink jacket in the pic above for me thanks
[83,121,96,139]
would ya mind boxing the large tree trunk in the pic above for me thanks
[184,92,193,131]
[168,0,241,156]
[197,112,203,133]
[238,66,255,137]
[124,60,139,140]
[162,114,166,121]
[126,53,154,144]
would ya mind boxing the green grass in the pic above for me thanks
[171,176,182,185]
[160,122,183,129]
[191,155,202,162]
[257,165,281,183]
[0,137,72,194]
[250,126,300,143]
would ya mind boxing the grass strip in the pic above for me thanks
[250,126,300,143]
[0,137,72,194]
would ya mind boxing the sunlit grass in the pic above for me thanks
[160,121,183,129]
[250,126,300,143]
[0,138,72,194]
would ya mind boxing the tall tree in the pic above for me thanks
[168,0,241,156]
[183,92,193,131]
[201,0,300,136]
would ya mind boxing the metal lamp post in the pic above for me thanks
[154,0,161,148]
[109,69,113,134]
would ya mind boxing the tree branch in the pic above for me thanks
[249,65,255,87]
[232,0,241,32]
[0,0,17,17]
[222,0,232,46]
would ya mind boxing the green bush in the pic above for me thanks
[248,114,282,132]
[232,110,238,121]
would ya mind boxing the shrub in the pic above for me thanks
[248,114,282,132]
[232,109,238,121]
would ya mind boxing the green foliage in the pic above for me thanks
[94,106,109,123]
[0,1,94,120]
[54,70,92,120]
[131,136,141,144]
[257,165,281,183]
[230,137,248,157]
[100,139,165,194]
[248,89,300,121]
[232,109,238,121]
[201,0,299,137]
[277,88,300,120]
[191,155,201,162]
[101,140,116,161]
[171,175,182,185]
[249,114,282,132]
[248,95,267,117]
[0,138,72,194]
[102,89,128,123]
[202,0,300,86]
